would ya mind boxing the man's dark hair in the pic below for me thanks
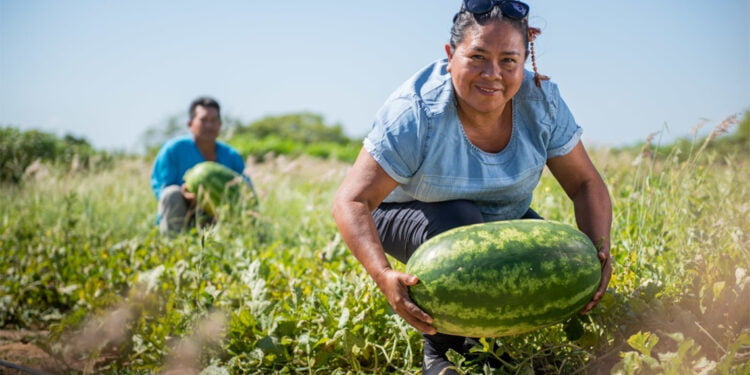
[189,96,221,121]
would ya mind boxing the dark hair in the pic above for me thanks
[189,96,221,121]
[449,6,548,87]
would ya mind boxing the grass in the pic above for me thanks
[1,139,748,374]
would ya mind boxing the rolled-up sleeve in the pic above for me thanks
[546,84,583,158]
[363,98,424,184]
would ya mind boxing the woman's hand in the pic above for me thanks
[580,248,612,314]
[374,268,437,335]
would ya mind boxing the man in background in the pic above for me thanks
[150,96,250,234]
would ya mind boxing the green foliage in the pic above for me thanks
[228,113,362,163]
[229,136,360,163]
[733,110,750,143]
[578,134,750,374]
[140,112,362,163]
[1,132,749,373]
[234,113,351,145]
[0,126,111,183]
[1,127,59,182]
[612,332,750,375]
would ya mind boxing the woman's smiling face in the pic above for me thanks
[446,20,527,119]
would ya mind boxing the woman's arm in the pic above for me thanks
[546,141,613,314]
[332,148,436,334]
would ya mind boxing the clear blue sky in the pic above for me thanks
[1,0,748,152]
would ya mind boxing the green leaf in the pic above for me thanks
[445,349,465,369]
[627,331,659,357]
[563,317,584,341]
[257,335,285,357]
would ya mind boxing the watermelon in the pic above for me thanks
[405,220,600,338]
[183,161,244,215]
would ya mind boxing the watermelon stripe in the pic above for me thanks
[415,279,598,322]
[406,220,600,338]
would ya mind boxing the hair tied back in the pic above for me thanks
[528,27,550,87]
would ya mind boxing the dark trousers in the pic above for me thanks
[372,200,542,373]
[373,200,542,263]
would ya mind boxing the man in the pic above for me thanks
[150,96,251,234]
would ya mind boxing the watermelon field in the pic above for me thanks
[1,121,749,374]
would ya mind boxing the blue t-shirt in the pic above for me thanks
[150,135,248,200]
[364,59,582,221]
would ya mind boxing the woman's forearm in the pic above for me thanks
[571,178,612,253]
[332,198,393,285]
[332,148,401,285]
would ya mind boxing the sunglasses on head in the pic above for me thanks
[462,0,530,19]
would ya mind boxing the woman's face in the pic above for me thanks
[446,20,527,118]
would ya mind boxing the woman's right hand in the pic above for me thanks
[374,268,437,335]
[332,149,435,333]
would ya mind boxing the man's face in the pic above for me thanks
[189,105,221,143]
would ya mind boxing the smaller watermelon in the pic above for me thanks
[406,220,601,338]
[183,161,244,215]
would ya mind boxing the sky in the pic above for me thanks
[1,0,749,152]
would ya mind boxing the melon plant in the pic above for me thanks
[405,220,601,338]
[183,161,244,215]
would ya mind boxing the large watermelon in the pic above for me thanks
[405,220,600,338]
[183,161,244,215]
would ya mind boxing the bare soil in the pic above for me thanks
[0,330,61,374]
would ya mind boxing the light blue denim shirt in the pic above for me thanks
[364,59,582,222]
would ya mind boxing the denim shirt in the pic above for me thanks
[364,59,582,222]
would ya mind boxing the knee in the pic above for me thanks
[159,185,186,207]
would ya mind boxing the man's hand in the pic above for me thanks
[374,269,437,335]
[580,248,612,314]
[180,184,196,205]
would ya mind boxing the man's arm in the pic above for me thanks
[151,143,182,199]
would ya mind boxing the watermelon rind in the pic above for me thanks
[183,161,246,215]
[405,220,601,338]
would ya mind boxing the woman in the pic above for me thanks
[332,1,612,373]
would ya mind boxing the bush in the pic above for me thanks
[233,112,351,144]
[0,126,111,183]
[228,112,363,162]
[304,141,361,162]
[0,127,59,182]
[230,137,361,163]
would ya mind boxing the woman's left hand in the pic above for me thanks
[546,142,613,315]
[580,248,612,314]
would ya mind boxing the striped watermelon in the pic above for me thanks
[405,220,600,338]
[183,161,243,215]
